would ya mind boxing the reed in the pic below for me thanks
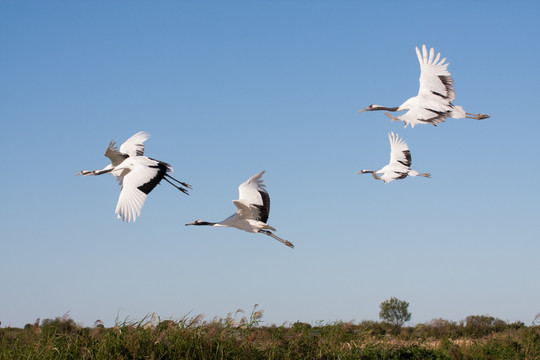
[1,308,539,359]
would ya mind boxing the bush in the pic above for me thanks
[464,315,506,337]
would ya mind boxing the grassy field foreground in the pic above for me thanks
[1,309,539,359]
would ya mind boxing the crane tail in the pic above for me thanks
[260,230,294,249]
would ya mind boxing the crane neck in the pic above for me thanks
[378,106,399,112]
[194,221,217,226]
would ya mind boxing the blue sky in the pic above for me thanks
[1,1,539,328]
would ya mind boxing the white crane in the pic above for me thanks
[75,131,191,222]
[356,132,430,183]
[185,171,294,249]
[358,45,489,128]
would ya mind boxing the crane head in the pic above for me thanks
[358,104,379,113]
[358,104,399,113]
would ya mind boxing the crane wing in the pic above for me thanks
[104,141,129,167]
[119,131,150,157]
[395,45,457,126]
[115,158,167,222]
[416,45,455,101]
[232,200,256,219]
[237,170,270,223]
[398,104,451,126]
[388,132,411,169]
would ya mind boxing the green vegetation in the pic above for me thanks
[1,308,539,359]
[379,297,412,332]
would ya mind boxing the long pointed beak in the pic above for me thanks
[358,108,368,113]
[185,221,196,226]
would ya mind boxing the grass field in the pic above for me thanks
[1,308,539,359]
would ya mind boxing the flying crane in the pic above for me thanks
[185,171,294,249]
[75,131,191,222]
[358,45,489,127]
[357,132,430,183]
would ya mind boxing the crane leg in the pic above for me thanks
[384,112,400,122]
[466,112,490,120]
[163,176,190,195]
[260,230,294,249]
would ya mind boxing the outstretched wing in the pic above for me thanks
[398,45,455,126]
[378,132,411,183]
[416,44,455,101]
[104,140,128,167]
[115,158,167,222]
[388,132,411,170]
[232,199,255,220]
[237,170,270,223]
[120,131,150,157]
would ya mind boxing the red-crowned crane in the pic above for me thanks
[75,131,191,222]
[357,132,430,183]
[185,171,294,249]
[358,45,489,128]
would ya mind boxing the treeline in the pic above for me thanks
[359,315,527,339]
[0,313,539,359]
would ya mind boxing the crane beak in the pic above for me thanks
[358,108,368,113]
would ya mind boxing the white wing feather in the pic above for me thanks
[232,199,256,219]
[103,131,150,168]
[397,45,456,127]
[114,158,161,222]
[238,170,267,207]
[416,45,454,101]
[119,131,150,157]
[378,133,411,184]
[388,132,411,169]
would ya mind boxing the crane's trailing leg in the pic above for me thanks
[163,175,191,195]
[166,174,192,189]
[259,230,294,249]
[465,112,490,120]
[420,173,431,178]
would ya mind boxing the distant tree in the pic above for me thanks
[379,297,411,332]
[464,315,506,337]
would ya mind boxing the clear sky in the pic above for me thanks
[1,1,539,328]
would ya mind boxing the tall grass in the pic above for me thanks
[1,308,539,359]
